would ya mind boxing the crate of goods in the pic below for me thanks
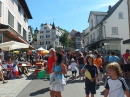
[38,70,49,79]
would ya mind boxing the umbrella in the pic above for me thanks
[42,50,49,54]
[13,51,20,54]
[37,47,45,51]
[0,41,29,51]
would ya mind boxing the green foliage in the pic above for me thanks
[59,31,69,48]
[68,39,74,48]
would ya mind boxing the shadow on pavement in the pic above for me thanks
[30,87,50,96]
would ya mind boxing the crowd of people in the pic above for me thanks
[0,47,130,97]
[44,48,130,97]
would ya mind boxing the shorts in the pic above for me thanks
[121,64,130,72]
[78,64,84,74]
[85,79,96,94]
[50,84,64,92]
[72,70,77,75]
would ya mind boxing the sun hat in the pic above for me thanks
[71,58,75,61]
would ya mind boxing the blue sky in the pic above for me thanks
[26,0,119,33]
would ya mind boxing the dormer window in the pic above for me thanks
[44,27,47,29]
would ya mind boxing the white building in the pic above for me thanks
[84,0,129,55]
[28,26,33,43]
[36,23,63,49]
[0,0,33,48]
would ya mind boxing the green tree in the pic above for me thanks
[68,39,74,48]
[59,31,69,48]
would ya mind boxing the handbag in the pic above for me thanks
[50,73,59,85]
[55,64,66,86]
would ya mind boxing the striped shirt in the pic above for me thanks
[104,77,129,97]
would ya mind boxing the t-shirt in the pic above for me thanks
[0,52,4,61]
[123,53,130,64]
[70,62,77,71]
[109,56,119,63]
[104,77,129,97]
[83,64,98,78]
[47,56,56,74]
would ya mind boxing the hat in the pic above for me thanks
[71,58,75,61]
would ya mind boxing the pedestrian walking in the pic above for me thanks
[77,52,85,80]
[70,58,77,80]
[104,62,130,97]
[109,51,120,63]
[81,55,98,97]
[44,48,57,78]
[94,54,103,85]
[0,55,8,84]
[123,49,130,79]
[50,53,67,97]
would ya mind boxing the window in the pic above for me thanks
[18,4,21,12]
[8,11,14,27]
[17,22,21,33]
[29,40,30,41]
[112,27,118,35]
[46,30,50,33]
[11,0,14,3]
[44,27,47,29]
[93,33,95,39]
[23,28,27,39]
[118,12,123,19]
[40,42,44,45]
[40,31,44,33]
[46,35,50,38]
[24,13,26,22]
[0,34,3,43]
[40,36,41,38]
[0,1,2,16]
[46,41,50,44]
[29,37,31,39]
[42,36,44,38]
[91,20,93,28]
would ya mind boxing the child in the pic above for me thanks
[104,62,130,97]
[81,55,98,97]
[70,58,77,80]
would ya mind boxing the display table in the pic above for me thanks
[35,61,44,75]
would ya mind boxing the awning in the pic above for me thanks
[0,24,9,29]
[123,39,130,44]
[85,37,123,48]
[0,24,34,49]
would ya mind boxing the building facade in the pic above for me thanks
[0,0,32,48]
[84,0,129,55]
[75,32,82,50]
[36,23,63,49]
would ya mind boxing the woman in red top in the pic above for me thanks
[46,48,57,74]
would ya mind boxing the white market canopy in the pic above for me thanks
[0,41,29,51]
[37,47,45,51]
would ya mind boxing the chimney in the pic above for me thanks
[108,5,111,11]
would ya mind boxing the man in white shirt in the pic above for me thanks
[0,48,4,61]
